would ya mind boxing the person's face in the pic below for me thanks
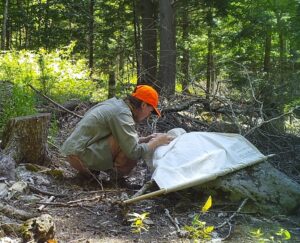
[135,102,154,122]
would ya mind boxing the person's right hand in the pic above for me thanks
[147,133,174,151]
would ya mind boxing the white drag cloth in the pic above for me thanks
[150,129,267,193]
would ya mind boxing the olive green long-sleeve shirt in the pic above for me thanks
[60,98,149,171]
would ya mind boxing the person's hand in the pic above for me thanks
[139,133,164,143]
[147,133,175,151]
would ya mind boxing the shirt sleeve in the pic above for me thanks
[108,111,149,160]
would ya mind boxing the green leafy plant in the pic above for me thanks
[0,84,37,131]
[127,212,150,234]
[250,227,292,242]
[183,196,214,241]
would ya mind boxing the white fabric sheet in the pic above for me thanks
[151,131,266,193]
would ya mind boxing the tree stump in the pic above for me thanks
[0,113,51,166]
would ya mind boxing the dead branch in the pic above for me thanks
[0,202,37,220]
[164,209,182,234]
[131,180,154,198]
[28,84,83,119]
[35,195,105,208]
[216,198,248,230]
[244,112,293,137]
[38,196,55,211]
[163,98,206,113]
[28,184,66,198]
[215,198,248,240]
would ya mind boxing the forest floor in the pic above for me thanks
[1,104,300,243]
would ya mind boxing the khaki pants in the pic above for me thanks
[66,135,137,176]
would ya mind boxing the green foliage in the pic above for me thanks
[0,44,97,104]
[48,118,59,145]
[183,196,214,241]
[127,212,150,234]
[250,227,292,242]
[0,84,36,131]
[184,215,214,241]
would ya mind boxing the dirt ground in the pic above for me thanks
[1,150,299,243]
[1,106,300,243]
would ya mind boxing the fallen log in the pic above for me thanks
[198,161,300,215]
[0,202,37,221]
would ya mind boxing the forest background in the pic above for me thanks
[0,0,300,242]
[0,0,300,141]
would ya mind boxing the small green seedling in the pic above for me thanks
[128,212,150,234]
[250,227,292,242]
[183,196,214,240]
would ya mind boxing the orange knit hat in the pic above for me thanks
[131,85,161,116]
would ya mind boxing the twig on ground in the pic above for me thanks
[131,180,154,198]
[35,194,105,208]
[66,195,104,204]
[216,198,248,229]
[165,208,185,236]
[38,195,55,211]
[29,184,66,197]
[47,140,60,150]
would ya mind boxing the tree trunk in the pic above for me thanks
[206,8,215,101]
[158,0,176,96]
[199,162,300,215]
[133,0,141,83]
[1,0,9,50]
[88,0,95,74]
[108,71,116,98]
[1,113,51,166]
[263,30,272,73]
[140,0,158,87]
[181,10,190,94]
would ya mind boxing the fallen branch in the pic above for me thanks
[163,98,206,113]
[244,112,293,137]
[35,195,104,208]
[29,184,66,198]
[38,196,55,211]
[216,198,248,229]
[165,209,181,233]
[28,84,83,119]
[0,202,37,220]
[131,180,154,198]
[215,198,248,241]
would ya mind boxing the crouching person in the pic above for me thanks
[60,85,173,179]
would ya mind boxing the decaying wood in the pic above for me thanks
[28,184,65,198]
[199,162,300,215]
[0,202,37,221]
[38,196,55,212]
[1,113,51,165]
[0,154,16,180]
[131,180,155,198]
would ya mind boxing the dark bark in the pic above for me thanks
[206,8,215,101]
[1,113,51,165]
[1,0,9,50]
[88,0,95,73]
[263,30,272,73]
[181,11,190,94]
[158,0,176,96]
[133,0,141,81]
[108,71,116,99]
[140,0,158,87]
